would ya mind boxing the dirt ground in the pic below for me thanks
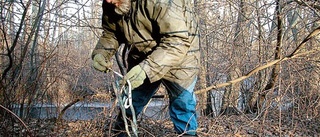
[3,111,320,137]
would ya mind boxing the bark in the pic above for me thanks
[2,0,32,80]
[196,0,211,115]
[221,0,252,115]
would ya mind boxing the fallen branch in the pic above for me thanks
[56,85,96,122]
[56,96,85,123]
[195,26,320,95]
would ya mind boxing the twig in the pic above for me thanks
[108,83,120,136]
[195,26,320,95]
[293,0,320,13]
[0,104,33,137]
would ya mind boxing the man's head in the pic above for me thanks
[106,0,131,15]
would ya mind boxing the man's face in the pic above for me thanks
[106,0,121,7]
[106,0,130,15]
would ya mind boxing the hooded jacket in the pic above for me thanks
[92,0,200,88]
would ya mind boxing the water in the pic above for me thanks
[12,100,168,121]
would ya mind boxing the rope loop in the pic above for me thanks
[109,68,138,137]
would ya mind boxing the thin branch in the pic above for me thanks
[195,26,320,95]
[2,0,32,80]
[0,104,33,137]
[294,0,320,12]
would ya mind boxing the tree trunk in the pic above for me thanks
[251,0,282,114]
[221,0,252,115]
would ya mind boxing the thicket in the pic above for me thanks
[0,0,319,136]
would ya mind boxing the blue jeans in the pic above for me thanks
[125,78,198,135]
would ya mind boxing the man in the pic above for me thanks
[92,0,200,136]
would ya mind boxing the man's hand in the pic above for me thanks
[123,65,147,89]
[93,54,112,72]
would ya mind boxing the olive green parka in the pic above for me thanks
[92,0,200,88]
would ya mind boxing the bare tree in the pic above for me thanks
[0,0,319,136]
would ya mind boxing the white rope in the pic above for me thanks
[109,68,138,137]
[109,68,132,109]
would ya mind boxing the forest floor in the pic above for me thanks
[3,111,320,137]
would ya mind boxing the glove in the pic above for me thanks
[93,54,112,72]
[123,65,147,89]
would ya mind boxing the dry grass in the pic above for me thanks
[3,110,319,137]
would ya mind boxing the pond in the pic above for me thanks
[12,100,169,121]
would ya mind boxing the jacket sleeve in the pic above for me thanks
[139,0,192,83]
[92,1,120,60]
